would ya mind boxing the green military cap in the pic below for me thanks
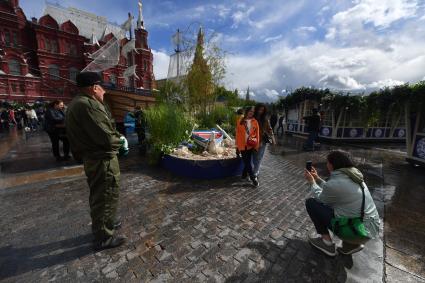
[76,72,103,87]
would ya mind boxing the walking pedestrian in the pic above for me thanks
[66,72,127,250]
[36,105,46,129]
[134,106,146,147]
[236,106,260,187]
[15,108,24,129]
[0,108,9,131]
[26,107,38,131]
[8,108,17,126]
[270,112,278,132]
[303,108,321,151]
[253,103,274,178]
[45,100,70,161]
[304,150,380,256]
[20,107,28,129]
[276,114,284,137]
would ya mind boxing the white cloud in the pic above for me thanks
[250,1,306,29]
[319,75,365,90]
[294,26,317,33]
[264,35,283,43]
[263,89,280,99]
[231,6,255,28]
[152,50,170,80]
[367,79,405,89]
[216,5,231,19]
[326,0,419,42]
[225,35,425,101]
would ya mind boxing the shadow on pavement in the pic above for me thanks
[0,234,93,281]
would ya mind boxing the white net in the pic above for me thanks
[121,39,137,56]
[123,65,139,80]
[82,37,120,72]
[167,50,191,79]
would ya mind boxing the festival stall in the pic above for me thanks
[282,88,406,142]
[405,83,425,166]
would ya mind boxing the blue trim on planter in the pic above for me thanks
[162,155,244,179]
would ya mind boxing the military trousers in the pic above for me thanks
[84,155,120,241]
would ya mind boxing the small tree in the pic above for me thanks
[185,28,213,115]
[184,27,227,115]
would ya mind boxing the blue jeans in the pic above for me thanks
[253,143,267,177]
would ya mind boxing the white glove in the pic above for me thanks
[120,136,129,150]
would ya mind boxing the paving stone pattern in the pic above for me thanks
[1,146,384,282]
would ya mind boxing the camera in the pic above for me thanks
[306,161,312,172]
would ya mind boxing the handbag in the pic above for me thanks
[330,182,370,240]
[244,122,258,147]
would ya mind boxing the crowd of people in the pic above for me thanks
[0,105,44,132]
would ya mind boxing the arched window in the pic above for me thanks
[4,30,10,46]
[110,73,116,84]
[48,64,60,80]
[51,40,58,53]
[69,67,79,82]
[8,59,21,75]
[12,32,18,47]
[70,44,77,56]
[45,39,50,51]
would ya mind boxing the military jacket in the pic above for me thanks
[66,93,122,160]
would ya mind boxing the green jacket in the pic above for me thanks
[66,93,122,160]
[310,168,380,239]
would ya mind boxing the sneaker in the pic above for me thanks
[93,236,126,251]
[114,220,122,229]
[337,242,364,255]
[308,237,336,257]
[241,174,249,181]
[252,177,259,187]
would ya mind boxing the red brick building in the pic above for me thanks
[0,0,154,103]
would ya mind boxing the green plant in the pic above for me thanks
[196,105,235,128]
[145,104,194,164]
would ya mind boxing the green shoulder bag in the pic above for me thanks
[330,183,370,240]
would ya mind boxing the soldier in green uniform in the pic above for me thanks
[66,72,127,250]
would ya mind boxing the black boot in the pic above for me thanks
[93,236,126,251]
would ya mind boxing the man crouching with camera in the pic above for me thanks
[304,150,380,256]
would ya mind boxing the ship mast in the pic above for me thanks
[172,29,182,78]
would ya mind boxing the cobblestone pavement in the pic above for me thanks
[0,132,423,282]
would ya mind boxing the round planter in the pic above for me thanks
[161,154,243,179]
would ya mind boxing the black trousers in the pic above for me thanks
[48,132,70,158]
[276,124,284,136]
[305,198,334,235]
[241,149,255,180]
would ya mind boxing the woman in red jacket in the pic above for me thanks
[236,106,260,187]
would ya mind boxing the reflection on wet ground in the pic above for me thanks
[274,134,425,281]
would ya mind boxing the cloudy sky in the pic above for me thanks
[21,0,425,102]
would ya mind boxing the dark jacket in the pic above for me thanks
[303,114,321,132]
[45,108,65,134]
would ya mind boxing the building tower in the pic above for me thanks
[134,0,154,89]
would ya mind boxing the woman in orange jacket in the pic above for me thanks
[236,106,260,187]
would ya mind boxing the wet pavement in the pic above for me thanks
[0,131,424,282]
